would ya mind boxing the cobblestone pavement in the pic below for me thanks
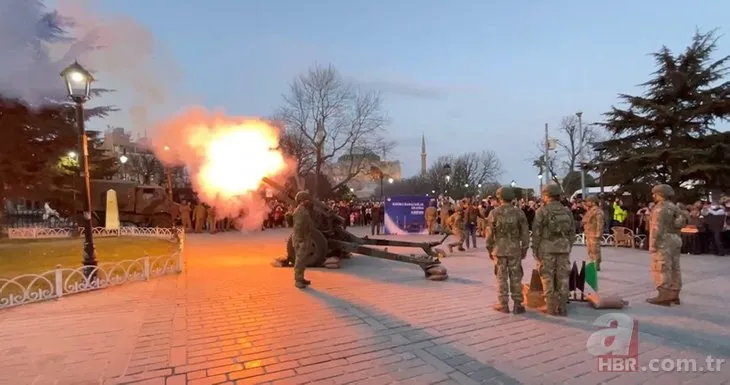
[1,227,729,385]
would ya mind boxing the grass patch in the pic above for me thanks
[0,237,177,279]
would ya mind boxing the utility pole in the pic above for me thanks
[542,123,550,185]
[576,112,587,199]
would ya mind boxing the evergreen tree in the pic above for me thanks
[596,30,730,196]
[1,1,119,215]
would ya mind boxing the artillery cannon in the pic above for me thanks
[263,177,448,281]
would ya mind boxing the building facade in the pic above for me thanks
[325,152,402,199]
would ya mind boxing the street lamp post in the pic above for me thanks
[61,61,97,276]
[119,149,128,180]
[592,142,607,196]
[68,151,79,216]
[576,112,587,199]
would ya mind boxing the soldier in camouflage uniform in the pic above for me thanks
[647,184,688,306]
[292,191,315,289]
[447,207,466,253]
[425,201,438,235]
[485,187,530,314]
[582,195,605,270]
[180,201,192,231]
[207,206,217,234]
[531,183,575,316]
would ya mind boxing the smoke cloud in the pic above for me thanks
[149,107,296,231]
[0,0,183,133]
[2,0,290,232]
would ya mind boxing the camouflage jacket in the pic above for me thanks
[447,212,464,235]
[292,204,314,243]
[531,201,575,254]
[649,201,688,251]
[425,206,437,220]
[485,205,529,258]
[439,204,451,219]
[582,206,604,238]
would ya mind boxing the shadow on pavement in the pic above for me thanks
[304,288,524,384]
[525,300,730,359]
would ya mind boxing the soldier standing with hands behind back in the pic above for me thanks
[292,191,314,289]
[647,184,688,306]
[485,187,530,314]
[582,195,604,270]
[531,183,575,316]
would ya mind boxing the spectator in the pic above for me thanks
[705,200,726,256]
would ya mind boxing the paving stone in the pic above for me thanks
[0,228,728,385]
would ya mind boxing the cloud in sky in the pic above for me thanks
[349,74,480,101]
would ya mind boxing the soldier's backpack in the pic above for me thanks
[547,205,573,239]
[495,207,519,238]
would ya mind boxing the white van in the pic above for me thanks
[569,186,630,201]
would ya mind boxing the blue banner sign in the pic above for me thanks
[383,196,431,235]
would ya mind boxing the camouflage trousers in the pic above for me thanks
[426,218,437,234]
[477,218,485,237]
[181,216,192,230]
[494,256,524,305]
[537,253,571,310]
[448,231,465,248]
[586,236,602,264]
[651,238,682,292]
[293,239,311,282]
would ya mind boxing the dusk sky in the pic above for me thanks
[94,0,730,190]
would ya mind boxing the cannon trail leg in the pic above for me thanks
[330,240,448,281]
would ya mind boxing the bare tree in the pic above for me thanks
[529,116,604,184]
[278,126,316,177]
[423,151,503,197]
[277,64,388,197]
[555,115,600,174]
[531,143,561,185]
[128,152,164,185]
[373,137,398,160]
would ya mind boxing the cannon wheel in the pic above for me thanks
[286,230,328,267]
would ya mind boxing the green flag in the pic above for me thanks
[585,261,598,292]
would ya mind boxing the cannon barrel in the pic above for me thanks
[261,177,345,223]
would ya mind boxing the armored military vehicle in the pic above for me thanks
[88,180,174,227]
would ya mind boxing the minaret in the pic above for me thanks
[420,134,427,176]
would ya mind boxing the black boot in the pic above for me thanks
[512,303,526,314]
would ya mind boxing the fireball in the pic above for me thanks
[194,120,286,199]
[152,108,288,207]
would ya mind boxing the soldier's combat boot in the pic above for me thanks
[493,303,510,313]
[539,300,559,315]
[301,279,311,286]
[596,262,601,271]
[669,290,680,305]
[295,281,307,289]
[558,304,567,316]
[646,289,672,306]
[512,303,526,314]
[458,247,466,251]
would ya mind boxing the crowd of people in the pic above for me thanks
[424,192,729,257]
[172,190,729,258]
[172,198,387,234]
